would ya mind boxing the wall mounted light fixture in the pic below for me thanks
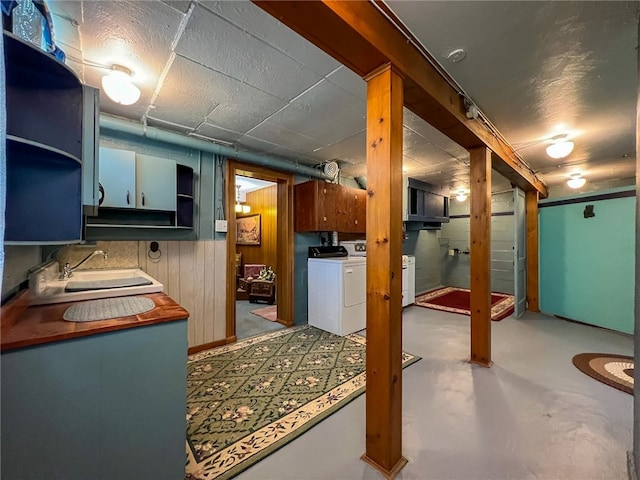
[101,64,141,105]
[455,190,468,202]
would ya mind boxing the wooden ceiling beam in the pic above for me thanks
[253,0,548,198]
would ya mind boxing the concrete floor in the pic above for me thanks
[236,306,633,480]
[236,299,284,340]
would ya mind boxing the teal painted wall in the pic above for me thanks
[539,188,635,334]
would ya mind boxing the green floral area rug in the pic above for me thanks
[185,325,420,480]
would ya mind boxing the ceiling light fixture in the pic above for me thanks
[456,190,468,202]
[101,64,141,105]
[546,134,574,159]
[235,185,251,214]
[567,173,586,189]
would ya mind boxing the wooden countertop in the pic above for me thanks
[1,291,189,352]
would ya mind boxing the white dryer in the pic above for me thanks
[307,257,366,336]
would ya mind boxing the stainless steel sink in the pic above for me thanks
[29,263,163,306]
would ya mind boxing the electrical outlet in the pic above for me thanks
[215,220,228,233]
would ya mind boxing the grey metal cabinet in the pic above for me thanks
[98,147,136,209]
[98,150,177,212]
[135,154,177,211]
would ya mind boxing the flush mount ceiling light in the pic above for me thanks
[101,65,141,105]
[546,134,575,159]
[567,173,586,189]
[456,190,468,202]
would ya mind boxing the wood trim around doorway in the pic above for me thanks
[225,160,295,340]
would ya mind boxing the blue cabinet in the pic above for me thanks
[1,320,188,480]
[4,32,84,244]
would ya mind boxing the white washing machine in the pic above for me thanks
[307,257,367,336]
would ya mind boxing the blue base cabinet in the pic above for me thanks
[1,320,188,480]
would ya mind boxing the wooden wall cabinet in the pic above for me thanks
[294,180,366,233]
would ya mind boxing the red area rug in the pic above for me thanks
[415,287,514,321]
[250,305,278,322]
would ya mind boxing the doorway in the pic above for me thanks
[225,160,295,341]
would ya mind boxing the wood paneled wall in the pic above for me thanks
[237,185,277,272]
[138,240,226,347]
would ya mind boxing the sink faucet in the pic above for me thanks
[60,250,108,279]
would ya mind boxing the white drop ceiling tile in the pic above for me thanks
[402,158,424,175]
[152,56,221,128]
[403,108,462,150]
[160,0,192,13]
[236,134,279,155]
[402,127,427,150]
[246,122,323,153]
[326,67,367,100]
[201,1,340,77]
[268,146,319,166]
[312,131,366,164]
[340,162,367,178]
[177,5,323,101]
[79,1,182,88]
[404,141,455,165]
[269,79,366,145]
[195,123,243,143]
[199,70,287,133]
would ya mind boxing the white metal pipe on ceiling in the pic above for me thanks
[99,114,332,180]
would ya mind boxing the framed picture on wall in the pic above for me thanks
[236,213,261,246]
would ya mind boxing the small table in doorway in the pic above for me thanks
[249,280,275,304]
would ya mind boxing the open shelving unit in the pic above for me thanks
[176,164,194,228]
[4,31,83,244]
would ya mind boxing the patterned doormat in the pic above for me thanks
[415,286,514,321]
[572,353,634,395]
[250,305,277,322]
[185,325,420,480]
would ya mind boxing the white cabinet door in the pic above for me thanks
[135,155,177,211]
[98,147,136,208]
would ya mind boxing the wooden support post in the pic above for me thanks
[361,64,407,479]
[469,147,492,368]
[525,190,540,312]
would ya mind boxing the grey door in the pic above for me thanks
[514,187,527,317]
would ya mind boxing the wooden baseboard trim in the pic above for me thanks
[361,454,408,480]
[188,337,232,355]
[276,318,294,328]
